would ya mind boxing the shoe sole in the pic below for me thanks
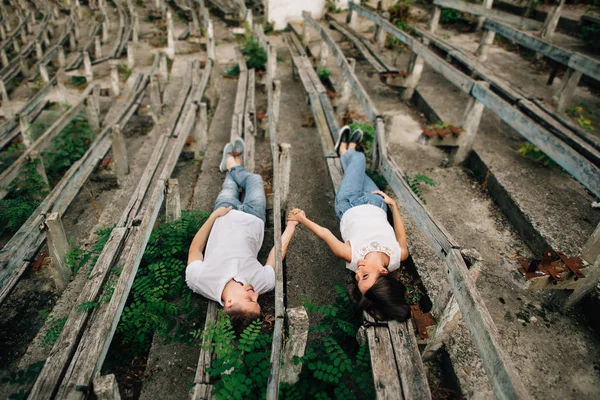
[233,138,245,166]
[335,125,351,153]
[219,143,233,172]
[350,129,363,145]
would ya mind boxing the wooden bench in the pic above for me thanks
[288,21,433,400]
[305,9,533,399]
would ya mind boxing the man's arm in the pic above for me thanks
[288,209,352,263]
[373,191,409,261]
[187,206,233,264]
[265,221,297,267]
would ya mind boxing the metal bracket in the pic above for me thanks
[518,248,585,283]
[410,305,436,340]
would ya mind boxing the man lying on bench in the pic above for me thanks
[186,139,297,332]
[288,126,411,321]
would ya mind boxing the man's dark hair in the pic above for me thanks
[226,308,261,336]
[358,275,411,322]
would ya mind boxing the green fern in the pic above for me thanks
[117,210,210,354]
[279,284,374,398]
[405,173,434,204]
[41,316,67,348]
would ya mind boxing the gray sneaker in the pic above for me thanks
[219,143,234,172]
[233,137,245,166]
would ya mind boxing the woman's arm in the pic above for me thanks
[372,191,409,261]
[187,206,233,264]
[265,221,297,267]
[288,209,352,263]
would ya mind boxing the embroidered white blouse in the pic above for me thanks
[339,204,401,272]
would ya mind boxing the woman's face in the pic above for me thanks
[355,257,388,294]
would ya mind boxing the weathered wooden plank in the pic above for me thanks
[433,0,541,30]
[388,320,432,400]
[280,307,309,385]
[57,66,199,397]
[303,12,382,123]
[117,76,193,227]
[484,19,600,82]
[444,248,531,399]
[326,157,343,191]
[57,182,166,399]
[0,85,92,199]
[0,75,148,304]
[244,69,256,173]
[327,17,387,74]
[379,156,458,258]
[192,302,219,387]
[28,228,128,399]
[531,98,600,152]
[266,317,284,400]
[365,316,404,400]
[517,99,600,166]
[472,84,600,197]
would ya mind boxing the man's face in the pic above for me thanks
[226,283,261,314]
[355,258,387,294]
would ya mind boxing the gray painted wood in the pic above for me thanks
[0,85,93,200]
[484,19,600,82]
[472,84,600,198]
[434,0,541,29]
[388,320,432,400]
[56,64,201,399]
[29,228,128,399]
[444,249,531,399]
[0,75,147,305]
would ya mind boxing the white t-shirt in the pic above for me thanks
[185,210,275,305]
[340,204,401,272]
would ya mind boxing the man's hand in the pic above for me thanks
[212,206,233,218]
[372,190,396,207]
[288,208,305,225]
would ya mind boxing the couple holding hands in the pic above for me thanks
[186,126,411,332]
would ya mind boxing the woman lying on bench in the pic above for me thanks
[288,126,411,321]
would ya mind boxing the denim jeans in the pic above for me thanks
[213,165,266,223]
[334,149,387,220]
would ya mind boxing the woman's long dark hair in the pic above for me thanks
[358,275,411,322]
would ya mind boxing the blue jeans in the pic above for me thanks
[334,150,387,220]
[213,166,266,223]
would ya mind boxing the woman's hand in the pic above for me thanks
[212,206,233,218]
[287,208,305,226]
[372,190,397,207]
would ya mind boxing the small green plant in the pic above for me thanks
[263,21,275,35]
[397,20,408,32]
[0,142,25,175]
[32,76,45,93]
[224,64,241,77]
[65,225,114,278]
[566,103,595,132]
[197,285,375,399]
[0,160,49,236]
[68,76,87,88]
[326,0,342,13]
[517,142,557,168]
[366,169,388,191]
[440,9,460,24]
[197,314,272,398]
[117,63,133,81]
[118,210,210,354]
[41,316,68,348]
[2,361,45,400]
[317,66,332,82]
[43,115,94,184]
[405,173,435,204]
[241,35,268,71]
[576,114,594,131]
[77,301,99,312]
[280,285,375,398]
